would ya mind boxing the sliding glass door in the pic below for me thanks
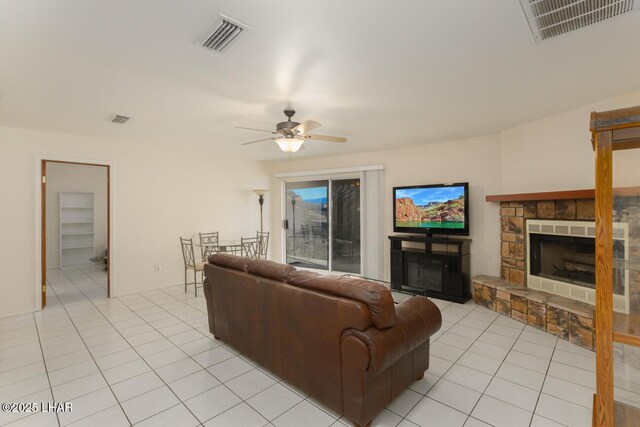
[285,178,361,274]
[285,181,329,270]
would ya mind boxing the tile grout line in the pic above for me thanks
[48,268,134,427]
[527,337,566,427]
[0,363,47,390]
[529,331,559,427]
[4,268,607,427]
[390,304,464,422]
[30,304,62,427]
[149,286,338,426]
[426,304,570,425]
[96,278,250,424]
[384,302,487,423]
[442,305,531,425]
[59,268,210,426]
[132,287,273,426]
[390,301,474,424]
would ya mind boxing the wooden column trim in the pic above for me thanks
[594,129,614,426]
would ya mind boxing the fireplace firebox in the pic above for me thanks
[526,220,629,313]
[405,252,445,293]
[529,233,625,295]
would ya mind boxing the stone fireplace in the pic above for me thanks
[473,194,640,350]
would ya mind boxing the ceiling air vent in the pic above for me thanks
[110,114,130,124]
[520,0,640,43]
[197,15,250,53]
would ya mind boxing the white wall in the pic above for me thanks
[4,89,640,318]
[501,89,640,192]
[268,134,504,283]
[0,125,270,318]
[46,163,108,269]
[267,89,640,291]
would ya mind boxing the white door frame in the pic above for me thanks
[35,155,115,310]
[280,173,362,274]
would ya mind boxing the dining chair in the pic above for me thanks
[199,231,220,261]
[180,237,204,296]
[257,231,269,259]
[241,237,260,259]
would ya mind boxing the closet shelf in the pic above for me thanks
[60,191,95,267]
[61,245,94,250]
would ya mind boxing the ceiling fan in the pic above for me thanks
[237,109,347,153]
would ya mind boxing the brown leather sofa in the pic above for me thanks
[203,254,442,427]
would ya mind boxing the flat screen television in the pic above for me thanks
[393,182,469,236]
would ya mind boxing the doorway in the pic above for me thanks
[40,160,111,308]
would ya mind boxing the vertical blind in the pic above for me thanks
[361,169,384,279]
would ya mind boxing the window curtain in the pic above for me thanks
[360,169,384,279]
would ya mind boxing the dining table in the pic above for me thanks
[195,240,243,258]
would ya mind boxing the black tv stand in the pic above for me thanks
[389,235,471,303]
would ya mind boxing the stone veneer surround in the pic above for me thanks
[500,198,596,286]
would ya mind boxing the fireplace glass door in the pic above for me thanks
[529,234,625,295]
[404,252,443,294]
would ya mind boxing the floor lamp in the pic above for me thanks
[253,189,268,258]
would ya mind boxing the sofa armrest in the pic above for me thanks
[342,297,442,374]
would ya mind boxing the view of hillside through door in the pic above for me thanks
[284,178,361,274]
[41,160,110,308]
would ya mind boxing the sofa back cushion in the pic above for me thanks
[209,255,295,282]
[247,259,296,282]
[208,254,250,272]
[287,271,396,329]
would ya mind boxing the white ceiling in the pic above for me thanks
[1,0,640,160]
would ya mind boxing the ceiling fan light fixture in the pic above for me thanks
[275,137,304,153]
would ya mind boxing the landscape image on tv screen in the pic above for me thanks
[395,186,465,229]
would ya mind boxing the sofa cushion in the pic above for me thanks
[208,254,250,272]
[247,259,296,282]
[287,271,395,329]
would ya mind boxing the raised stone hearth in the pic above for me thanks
[473,275,595,350]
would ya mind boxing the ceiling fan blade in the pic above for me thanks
[293,120,321,134]
[241,138,274,146]
[236,126,277,134]
[303,134,347,143]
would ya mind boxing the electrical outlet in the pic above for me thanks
[154,265,161,272]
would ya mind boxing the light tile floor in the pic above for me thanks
[1,266,640,426]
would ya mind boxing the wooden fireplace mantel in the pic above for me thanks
[485,189,595,203]
[486,186,640,203]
